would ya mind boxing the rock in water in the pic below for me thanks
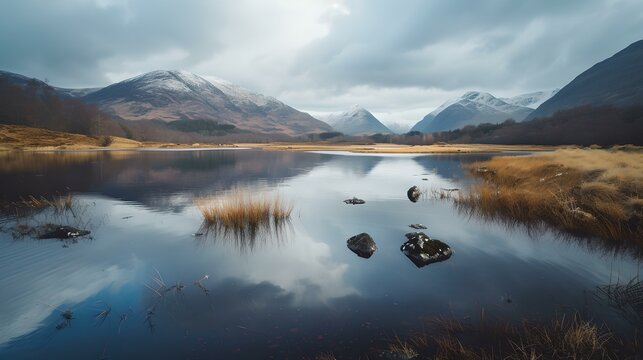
[407,186,421,202]
[343,197,366,205]
[38,224,91,239]
[401,232,452,268]
[347,233,377,258]
[409,224,427,229]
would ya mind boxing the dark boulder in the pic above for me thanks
[401,232,452,268]
[38,224,91,239]
[407,186,421,202]
[344,197,366,205]
[347,233,377,258]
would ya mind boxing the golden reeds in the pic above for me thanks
[195,189,292,232]
[380,313,625,359]
[454,148,642,243]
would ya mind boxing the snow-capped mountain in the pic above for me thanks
[411,91,533,133]
[82,70,331,135]
[207,76,275,108]
[385,121,412,134]
[500,89,559,109]
[323,105,392,135]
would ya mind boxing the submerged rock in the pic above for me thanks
[344,197,366,205]
[408,224,427,229]
[401,232,452,268]
[347,233,377,258]
[37,224,90,239]
[407,186,421,203]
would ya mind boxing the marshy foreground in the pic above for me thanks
[0,148,640,359]
[454,148,642,246]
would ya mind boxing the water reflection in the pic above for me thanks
[0,150,331,210]
[0,150,639,359]
[195,219,294,253]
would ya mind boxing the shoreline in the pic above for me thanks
[0,125,561,154]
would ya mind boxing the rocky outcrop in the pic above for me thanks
[37,224,91,239]
[407,186,421,203]
[347,233,377,258]
[401,232,452,268]
[344,197,366,205]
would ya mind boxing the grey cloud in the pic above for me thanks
[0,0,226,87]
[0,0,641,117]
[291,0,643,92]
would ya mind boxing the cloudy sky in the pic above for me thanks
[1,0,642,129]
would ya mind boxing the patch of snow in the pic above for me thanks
[501,89,559,109]
[207,76,278,107]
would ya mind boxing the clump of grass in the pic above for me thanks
[596,276,643,323]
[195,189,292,233]
[377,313,631,359]
[387,336,420,358]
[97,135,113,147]
[17,194,74,213]
[454,148,642,244]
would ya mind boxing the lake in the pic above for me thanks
[0,149,639,359]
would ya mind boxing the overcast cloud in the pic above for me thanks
[1,0,642,128]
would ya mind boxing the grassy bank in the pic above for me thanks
[0,124,238,150]
[2,124,559,153]
[243,142,557,154]
[309,312,639,359]
[455,148,642,244]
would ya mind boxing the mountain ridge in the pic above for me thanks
[528,40,643,120]
[411,91,535,133]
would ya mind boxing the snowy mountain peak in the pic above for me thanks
[500,89,559,109]
[207,76,278,107]
[324,106,392,135]
[412,90,534,133]
[120,70,214,94]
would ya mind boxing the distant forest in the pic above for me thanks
[365,105,643,146]
[0,77,107,135]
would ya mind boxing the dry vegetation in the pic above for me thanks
[0,124,238,150]
[195,190,293,232]
[393,314,627,359]
[455,148,642,244]
[244,142,556,154]
[0,124,141,150]
[308,313,636,359]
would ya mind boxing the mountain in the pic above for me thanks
[528,40,643,120]
[82,70,331,135]
[323,105,392,135]
[385,121,412,134]
[500,89,558,109]
[411,91,533,133]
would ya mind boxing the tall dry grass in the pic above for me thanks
[195,189,292,232]
[455,148,642,244]
[378,313,631,359]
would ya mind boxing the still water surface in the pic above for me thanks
[0,149,638,359]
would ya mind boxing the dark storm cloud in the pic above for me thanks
[291,0,643,91]
[0,0,226,87]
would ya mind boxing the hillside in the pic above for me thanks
[528,40,643,120]
[83,70,331,136]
